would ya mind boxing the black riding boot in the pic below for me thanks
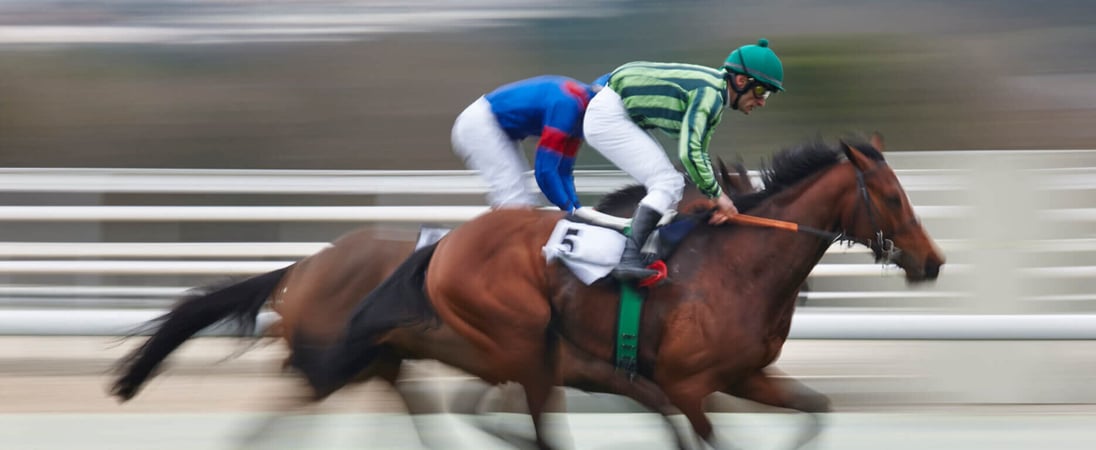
[612,204,663,280]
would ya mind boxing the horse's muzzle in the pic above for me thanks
[896,250,944,283]
[905,256,944,283]
[924,259,941,280]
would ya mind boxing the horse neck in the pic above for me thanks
[711,163,857,314]
[759,162,857,236]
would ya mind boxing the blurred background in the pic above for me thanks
[0,0,1094,169]
[2,1,1096,449]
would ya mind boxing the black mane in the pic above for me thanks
[594,185,648,216]
[595,137,884,215]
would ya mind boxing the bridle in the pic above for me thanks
[847,163,913,264]
[727,160,911,264]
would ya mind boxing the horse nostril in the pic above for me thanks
[925,261,940,279]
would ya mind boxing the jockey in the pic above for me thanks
[585,39,785,280]
[452,75,599,213]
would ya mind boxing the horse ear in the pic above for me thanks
[869,131,886,152]
[732,154,748,178]
[841,140,877,171]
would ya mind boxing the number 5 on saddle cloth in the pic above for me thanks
[542,209,698,285]
[543,209,701,375]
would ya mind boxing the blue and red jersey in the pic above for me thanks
[484,75,596,212]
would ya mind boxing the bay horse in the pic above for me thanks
[290,134,945,449]
[110,154,757,402]
[111,159,758,447]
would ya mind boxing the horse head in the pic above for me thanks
[838,133,945,282]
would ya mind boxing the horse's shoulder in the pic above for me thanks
[476,208,567,233]
[479,208,562,220]
[653,297,710,327]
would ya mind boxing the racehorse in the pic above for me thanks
[111,159,756,447]
[110,155,752,395]
[289,133,945,449]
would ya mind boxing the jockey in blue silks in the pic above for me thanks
[452,75,598,212]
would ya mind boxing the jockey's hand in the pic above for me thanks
[709,194,739,225]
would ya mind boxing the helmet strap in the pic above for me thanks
[726,72,747,110]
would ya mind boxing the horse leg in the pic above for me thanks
[662,382,720,449]
[370,354,453,450]
[346,334,497,450]
[558,341,691,450]
[519,369,557,450]
[239,351,407,449]
[517,330,563,450]
[471,348,561,450]
[235,385,321,449]
[723,369,831,450]
[386,323,555,448]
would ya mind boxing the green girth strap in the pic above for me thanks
[614,282,644,376]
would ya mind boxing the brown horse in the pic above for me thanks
[110,155,757,402]
[110,158,758,449]
[291,134,945,449]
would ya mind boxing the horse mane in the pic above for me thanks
[733,137,883,211]
[594,185,647,215]
[595,137,885,215]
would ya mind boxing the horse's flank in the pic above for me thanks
[274,228,418,344]
[425,209,565,367]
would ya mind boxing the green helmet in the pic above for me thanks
[722,38,785,92]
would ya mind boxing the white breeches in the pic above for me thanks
[451,96,540,208]
[583,87,684,215]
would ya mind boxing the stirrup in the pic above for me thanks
[638,261,668,287]
[612,265,658,280]
[612,260,668,285]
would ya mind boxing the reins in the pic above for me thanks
[721,162,901,261]
[726,213,842,242]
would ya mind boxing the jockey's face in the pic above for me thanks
[732,74,769,115]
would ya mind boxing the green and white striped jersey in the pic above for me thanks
[605,62,729,198]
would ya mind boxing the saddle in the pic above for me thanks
[572,207,700,265]
[543,207,703,284]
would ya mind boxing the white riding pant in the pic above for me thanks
[451,96,540,208]
[583,87,684,215]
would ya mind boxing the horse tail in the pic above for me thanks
[291,242,438,399]
[110,266,291,402]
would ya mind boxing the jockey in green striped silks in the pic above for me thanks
[585,39,786,281]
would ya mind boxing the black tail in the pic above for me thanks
[111,266,290,401]
[291,243,438,398]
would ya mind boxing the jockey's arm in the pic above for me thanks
[533,126,581,212]
[678,89,725,199]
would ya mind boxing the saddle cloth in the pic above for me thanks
[542,219,627,285]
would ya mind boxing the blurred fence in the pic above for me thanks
[2,150,1096,337]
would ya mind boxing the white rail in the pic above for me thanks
[0,309,1093,340]
[3,151,1096,337]
[0,169,632,194]
[0,206,490,222]
[0,242,330,258]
